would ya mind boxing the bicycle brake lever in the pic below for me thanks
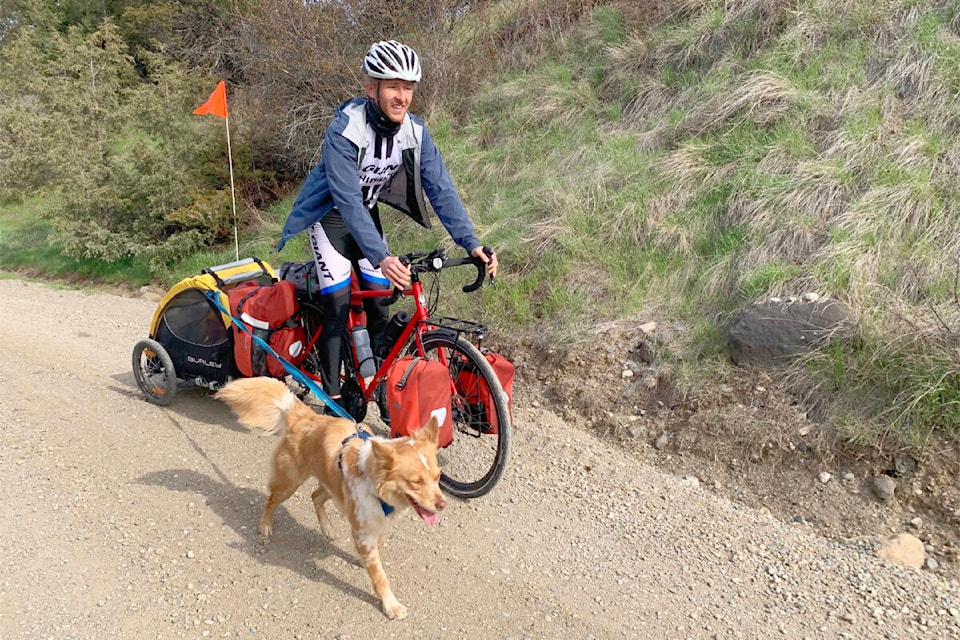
[379,255,411,306]
[483,246,496,287]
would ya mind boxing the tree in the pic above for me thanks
[0,12,234,264]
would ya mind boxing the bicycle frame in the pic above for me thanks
[299,276,437,403]
[291,249,508,498]
[347,279,434,398]
[297,249,490,411]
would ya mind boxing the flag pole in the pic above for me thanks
[224,114,239,261]
[193,81,238,261]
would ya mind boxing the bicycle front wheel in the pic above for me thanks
[417,330,511,498]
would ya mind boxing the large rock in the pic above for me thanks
[876,533,926,569]
[728,299,857,366]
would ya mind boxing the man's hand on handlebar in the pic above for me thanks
[470,245,498,281]
[379,255,412,290]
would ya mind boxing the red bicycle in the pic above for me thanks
[296,248,511,499]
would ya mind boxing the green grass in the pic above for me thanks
[0,195,153,284]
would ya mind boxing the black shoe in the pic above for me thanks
[323,398,343,417]
[375,382,391,426]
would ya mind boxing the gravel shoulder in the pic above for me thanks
[1,277,959,639]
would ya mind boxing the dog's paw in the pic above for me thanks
[382,599,408,620]
[258,520,273,538]
[318,521,334,539]
[314,509,334,539]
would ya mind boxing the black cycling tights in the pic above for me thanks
[312,211,390,397]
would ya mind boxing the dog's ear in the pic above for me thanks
[370,437,396,462]
[415,416,440,446]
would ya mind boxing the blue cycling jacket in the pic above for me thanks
[277,98,480,268]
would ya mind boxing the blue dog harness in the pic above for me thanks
[338,429,395,516]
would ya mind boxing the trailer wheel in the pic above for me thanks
[132,338,178,405]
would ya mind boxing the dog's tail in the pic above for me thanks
[214,377,305,434]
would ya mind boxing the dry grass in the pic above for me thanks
[620,75,674,126]
[684,71,805,135]
[449,0,960,444]
[600,200,648,246]
[652,0,795,69]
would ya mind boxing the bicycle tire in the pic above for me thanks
[416,330,511,498]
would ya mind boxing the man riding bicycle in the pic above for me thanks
[277,40,498,414]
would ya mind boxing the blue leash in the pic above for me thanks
[205,290,355,422]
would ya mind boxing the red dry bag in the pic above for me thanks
[227,280,306,378]
[387,356,454,448]
[454,351,514,434]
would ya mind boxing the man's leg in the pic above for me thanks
[309,215,353,402]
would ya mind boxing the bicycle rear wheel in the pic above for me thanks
[417,330,511,498]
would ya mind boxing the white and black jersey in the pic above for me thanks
[359,127,403,210]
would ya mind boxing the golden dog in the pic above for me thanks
[215,376,446,619]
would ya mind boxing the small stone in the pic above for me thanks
[818,472,832,484]
[654,433,670,450]
[924,557,940,572]
[908,517,922,529]
[872,476,897,502]
[842,472,855,482]
[638,321,657,335]
[621,368,634,379]
[803,292,820,302]
[679,475,699,489]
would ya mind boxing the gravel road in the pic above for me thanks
[1,277,959,640]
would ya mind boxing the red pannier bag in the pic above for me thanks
[454,350,514,434]
[227,280,306,378]
[387,356,454,448]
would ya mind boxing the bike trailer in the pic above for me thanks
[387,356,454,447]
[454,350,514,434]
[141,258,275,393]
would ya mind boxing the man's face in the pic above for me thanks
[366,79,415,123]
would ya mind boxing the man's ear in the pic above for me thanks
[363,79,378,101]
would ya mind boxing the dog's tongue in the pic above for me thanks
[413,503,439,526]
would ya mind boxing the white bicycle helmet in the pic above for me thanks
[363,40,422,82]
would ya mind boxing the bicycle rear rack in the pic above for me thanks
[425,316,487,343]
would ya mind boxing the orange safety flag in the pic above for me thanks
[193,81,228,118]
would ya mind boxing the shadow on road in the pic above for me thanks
[136,407,381,612]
